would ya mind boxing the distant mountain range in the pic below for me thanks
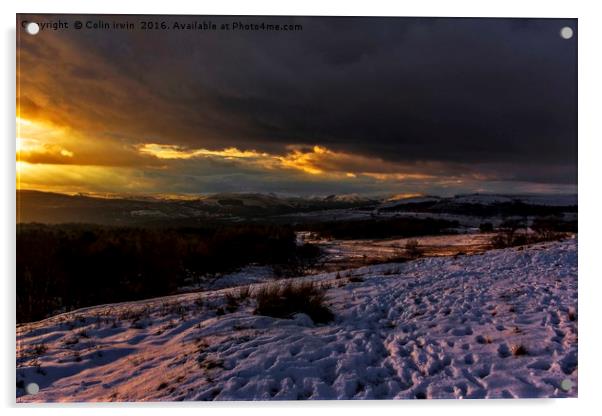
[16,190,577,225]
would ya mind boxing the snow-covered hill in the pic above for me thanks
[380,193,577,211]
[17,239,577,401]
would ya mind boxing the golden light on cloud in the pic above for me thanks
[137,142,438,181]
[17,117,76,161]
[16,120,455,195]
[363,173,434,181]
[277,146,329,175]
[137,143,340,176]
[15,117,160,193]
[17,161,156,194]
[17,117,47,153]
[137,143,334,175]
[137,144,270,160]
[17,117,81,191]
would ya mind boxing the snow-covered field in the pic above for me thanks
[179,233,493,291]
[302,233,493,270]
[16,239,577,401]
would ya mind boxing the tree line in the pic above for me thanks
[17,223,317,323]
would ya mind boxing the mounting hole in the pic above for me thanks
[560,26,574,40]
[25,382,39,395]
[25,22,40,36]
[560,379,573,392]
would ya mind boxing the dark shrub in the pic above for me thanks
[479,222,494,232]
[254,282,334,324]
[532,216,575,238]
[490,219,527,248]
[511,344,528,356]
[405,239,423,258]
[225,291,242,312]
[491,216,570,249]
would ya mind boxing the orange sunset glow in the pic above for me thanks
[16,14,576,197]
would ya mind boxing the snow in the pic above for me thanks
[301,233,494,270]
[179,265,277,292]
[16,239,577,401]
[378,193,577,210]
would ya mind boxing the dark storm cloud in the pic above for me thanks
[17,15,577,193]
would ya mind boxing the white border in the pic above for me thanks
[3,1,601,415]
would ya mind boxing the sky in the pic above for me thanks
[17,15,577,197]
